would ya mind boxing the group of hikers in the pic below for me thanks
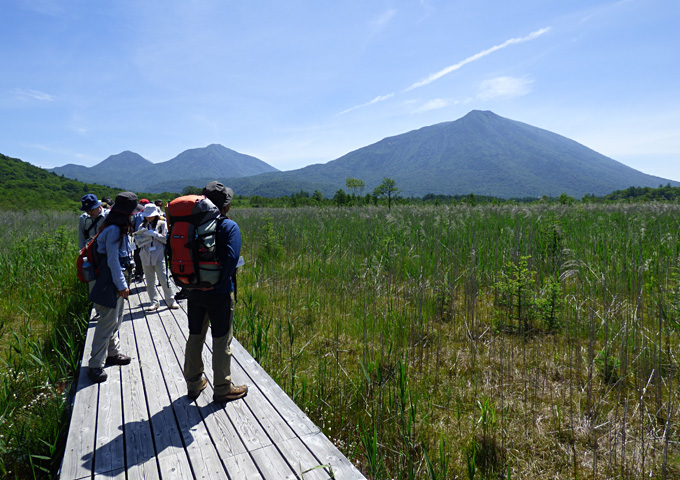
[77,182,248,403]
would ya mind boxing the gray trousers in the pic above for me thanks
[89,296,125,368]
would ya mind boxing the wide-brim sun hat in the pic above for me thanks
[142,203,160,217]
[111,192,139,215]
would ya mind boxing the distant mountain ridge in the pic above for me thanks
[50,144,279,192]
[221,111,677,198]
[49,111,678,197]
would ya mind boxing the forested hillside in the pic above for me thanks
[1,153,123,211]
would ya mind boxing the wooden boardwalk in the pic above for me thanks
[60,281,366,479]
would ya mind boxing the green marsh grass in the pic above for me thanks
[232,203,680,479]
[0,211,89,478]
[3,204,678,479]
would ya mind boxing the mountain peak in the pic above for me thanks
[50,144,279,192]
[465,110,497,117]
[222,110,678,198]
[99,151,152,168]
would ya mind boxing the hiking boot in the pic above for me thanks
[106,354,132,366]
[146,303,159,312]
[213,385,248,403]
[88,367,108,383]
[187,377,208,400]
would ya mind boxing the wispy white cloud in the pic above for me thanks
[338,27,550,116]
[404,27,551,91]
[337,93,395,116]
[416,98,459,112]
[13,88,56,101]
[477,76,533,100]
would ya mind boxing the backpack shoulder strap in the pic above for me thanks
[84,215,102,238]
[219,216,239,302]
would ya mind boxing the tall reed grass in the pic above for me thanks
[0,211,89,478]
[232,203,680,479]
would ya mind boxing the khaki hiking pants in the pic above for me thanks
[184,291,234,396]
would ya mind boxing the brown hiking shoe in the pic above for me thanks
[213,385,248,403]
[187,377,207,400]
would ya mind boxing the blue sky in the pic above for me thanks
[2,0,679,181]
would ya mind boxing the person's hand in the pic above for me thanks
[118,288,130,299]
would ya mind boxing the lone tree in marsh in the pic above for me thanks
[345,177,365,204]
[374,177,400,211]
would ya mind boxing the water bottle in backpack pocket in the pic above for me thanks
[77,233,101,283]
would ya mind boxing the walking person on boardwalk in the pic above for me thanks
[184,181,248,403]
[78,194,108,250]
[135,203,179,311]
[87,192,138,383]
[131,199,150,281]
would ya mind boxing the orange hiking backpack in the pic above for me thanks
[166,195,223,289]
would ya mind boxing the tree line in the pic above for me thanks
[4,151,679,212]
[183,179,680,210]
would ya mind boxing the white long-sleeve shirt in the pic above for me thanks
[136,219,168,266]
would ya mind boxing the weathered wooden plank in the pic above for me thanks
[126,462,161,480]
[94,466,126,479]
[222,451,265,480]
[143,305,228,479]
[64,286,367,480]
[159,307,298,447]
[129,292,193,478]
[157,297,362,479]
[231,339,320,438]
[118,306,160,480]
[276,437,334,480]
[60,317,98,480]
[301,432,367,479]
[156,298,300,479]
[236,385,297,445]
[93,337,125,476]
[156,306,277,454]
[249,445,296,480]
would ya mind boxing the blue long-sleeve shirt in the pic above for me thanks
[213,217,241,293]
[96,224,133,291]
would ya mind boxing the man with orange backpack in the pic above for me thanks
[183,181,248,403]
